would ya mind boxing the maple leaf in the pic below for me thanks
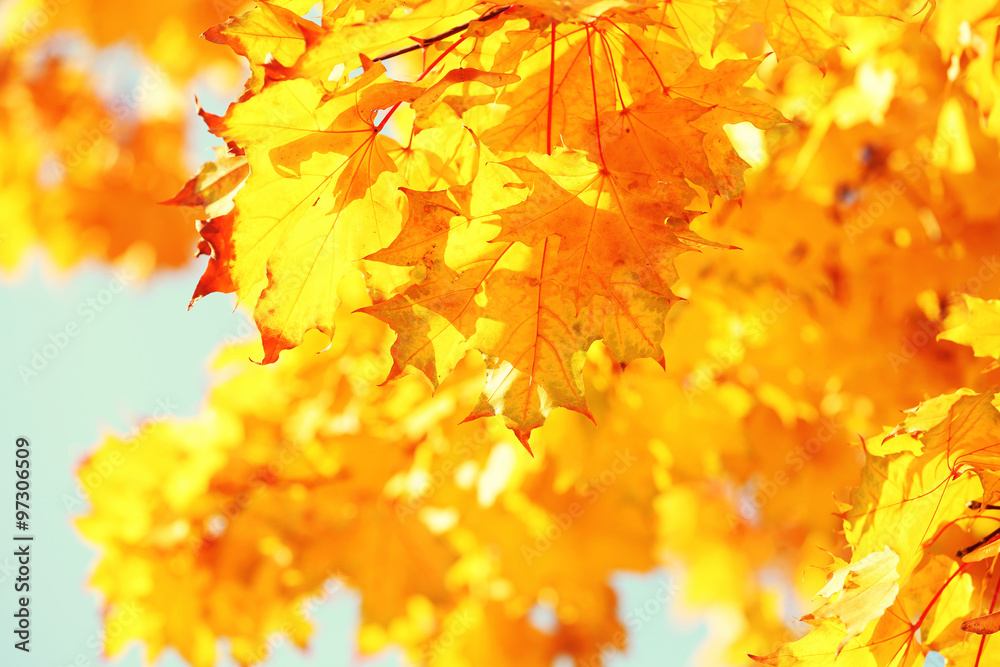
[494,149,698,307]
[752,387,1000,666]
[189,213,239,306]
[361,186,500,386]
[197,53,526,363]
[203,1,324,94]
[842,425,977,579]
[199,69,416,363]
[163,150,248,220]
[465,237,599,449]
[362,180,601,448]
[750,548,902,664]
[716,0,845,66]
[755,307,1000,663]
[939,295,1000,362]
[662,58,785,195]
[805,548,901,649]
[284,0,510,81]
[362,149,731,445]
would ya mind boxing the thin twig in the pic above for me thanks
[969,501,1000,511]
[958,526,1000,559]
[372,4,513,63]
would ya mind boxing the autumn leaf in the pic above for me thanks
[939,295,1000,362]
[805,548,901,649]
[200,69,415,363]
[749,548,902,664]
[494,149,697,307]
[361,185,502,387]
[203,1,323,94]
[163,150,248,220]
[464,237,599,450]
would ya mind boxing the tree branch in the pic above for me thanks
[372,4,513,63]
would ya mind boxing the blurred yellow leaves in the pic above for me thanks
[77,276,659,666]
[0,0,255,273]
[3,0,252,78]
[0,52,199,272]
[754,302,1000,665]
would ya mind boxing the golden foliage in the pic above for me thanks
[7,0,1000,665]
[181,0,799,442]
